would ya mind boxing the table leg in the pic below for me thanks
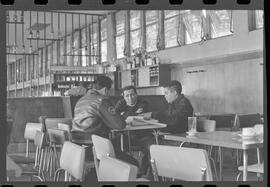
[219,147,223,181]
[127,130,131,153]
[120,134,124,152]
[243,149,248,181]
[153,130,159,145]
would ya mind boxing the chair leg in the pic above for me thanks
[209,156,219,181]
[236,172,242,181]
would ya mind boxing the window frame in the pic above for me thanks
[145,10,159,52]
[115,11,126,60]
[129,10,143,55]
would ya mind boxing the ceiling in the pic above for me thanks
[6,10,115,63]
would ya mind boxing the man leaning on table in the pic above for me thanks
[72,76,139,177]
[143,80,194,143]
[115,85,156,176]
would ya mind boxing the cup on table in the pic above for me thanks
[253,124,263,135]
[188,117,197,132]
[242,127,256,136]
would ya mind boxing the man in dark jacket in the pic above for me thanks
[115,86,155,176]
[145,80,194,134]
[72,76,138,170]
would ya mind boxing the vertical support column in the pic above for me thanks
[15,61,17,97]
[97,17,101,64]
[106,13,117,64]
[141,11,146,50]
[125,11,131,57]
[158,11,165,50]
[22,56,25,97]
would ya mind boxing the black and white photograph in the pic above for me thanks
[5,9,264,182]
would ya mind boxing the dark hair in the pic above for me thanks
[163,80,182,94]
[121,85,137,95]
[92,75,113,90]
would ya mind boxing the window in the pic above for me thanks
[66,35,72,66]
[164,10,180,48]
[47,44,51,75]
[73,31,80,66]
[52,41,57,65]
[81,27,88,66]
[101,18,107,63]
[90,23,98,65]
[249,10,264,31]
[130,11,142,55]
[209,10,233,38]
[59,38,65,65]
[255,10,264,29]
[182,10,204,44]
[39,49,43,77]
[116,11,125,59]
[145,11,158,52]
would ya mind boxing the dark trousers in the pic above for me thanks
[128,131,156,175]
[111,136,140,167]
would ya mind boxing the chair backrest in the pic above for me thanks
[91,135,115,160]
[60,141,86,181]
[58,123,71,132]
[47,128,69,145]
[98,156,138,181]
[237,113,262,128]
[45,118,73,131]
[39,116,72,132]
[34,131,45,149]
[197,119,216,132]
[150,145,213,181]
[209,114,235,128]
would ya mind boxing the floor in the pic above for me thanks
[7,148,262,182]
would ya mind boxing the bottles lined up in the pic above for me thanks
[54,74,97,83]
[149,66,159,77]
[126,55,159,70]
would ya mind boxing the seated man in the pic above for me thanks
[115,85,156,176]
[72,76,139,175]
[144,80,194,144]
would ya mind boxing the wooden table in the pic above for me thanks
[112,120,167,152]
[6,155,22,180]
[164,131,263,181]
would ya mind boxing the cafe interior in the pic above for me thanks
[6,10,264,182]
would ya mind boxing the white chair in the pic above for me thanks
[98,156,138,181]
[18,130,46,181]
[24,122,42,157]
[150,145,213,181]
[236,124,263,181]
[54,141,86,181]
[91,135,115,180]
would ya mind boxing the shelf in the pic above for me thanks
[27,38,63,41]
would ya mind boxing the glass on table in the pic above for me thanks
[188,117,197,132]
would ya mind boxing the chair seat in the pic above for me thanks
[9,155,35,164]
[238,164,263,173]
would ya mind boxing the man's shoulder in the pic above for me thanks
[177,94,192,105]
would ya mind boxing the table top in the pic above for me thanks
[112,120,167,132]
[6,155,22,178]
[164,131,263,150]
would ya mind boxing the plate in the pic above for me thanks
[186,131,198,136]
